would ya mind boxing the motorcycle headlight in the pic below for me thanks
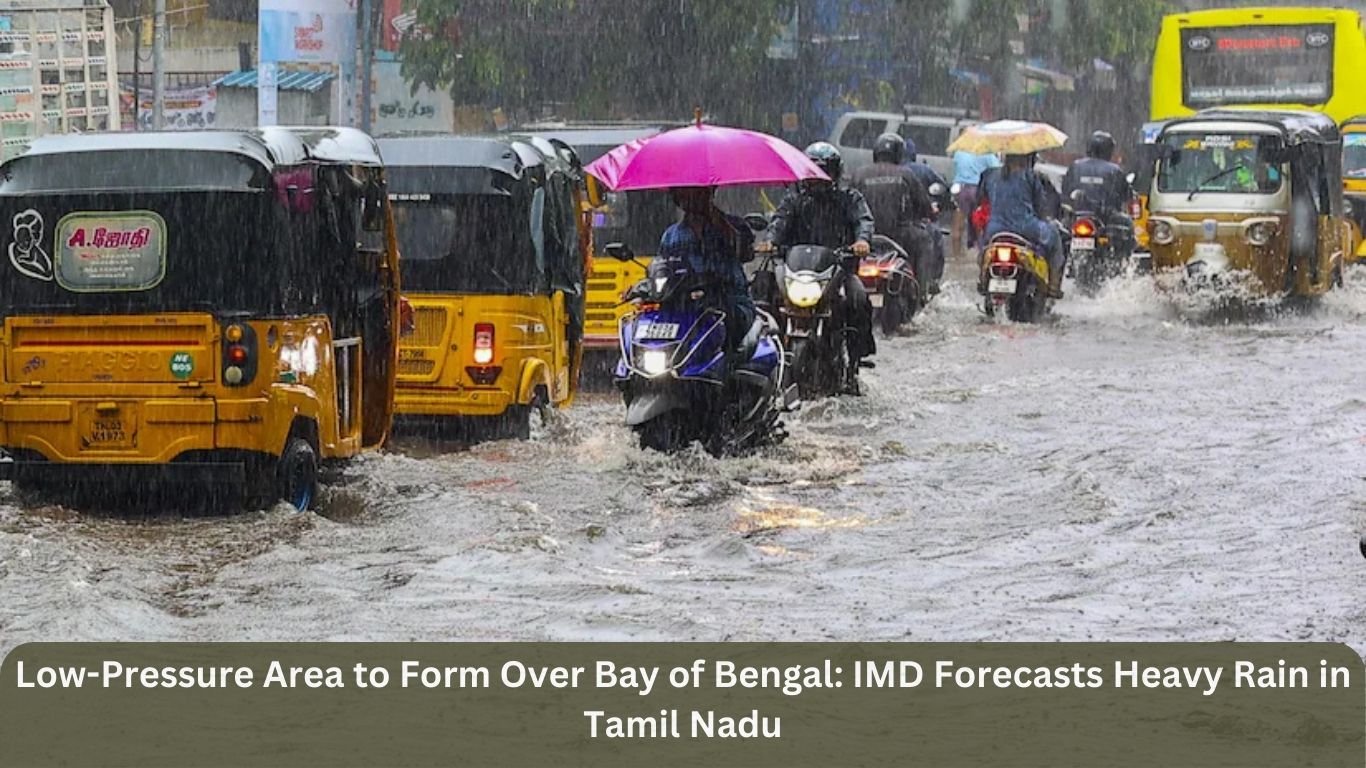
[785,277,824,308]
[640,349,671,377]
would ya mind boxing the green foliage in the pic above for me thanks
[399,0,785,121]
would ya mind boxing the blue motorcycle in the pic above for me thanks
[609,245,797,455]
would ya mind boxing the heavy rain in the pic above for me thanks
[2,0,1366,656]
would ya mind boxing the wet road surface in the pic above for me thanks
[4,261,1366,651]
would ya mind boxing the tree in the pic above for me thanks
[399,0,786,124]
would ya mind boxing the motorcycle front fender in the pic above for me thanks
[625,390,688,427]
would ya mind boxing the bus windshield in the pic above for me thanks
[1157,133,1283,195]
[1346,135,1366,180]
[393,195,544,294]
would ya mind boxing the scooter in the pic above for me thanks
[611,244,796,456]
[981,232,1053,323]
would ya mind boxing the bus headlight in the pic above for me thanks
[785,277,824,308]
[1149,219,1175,246]
[640,349,671,377]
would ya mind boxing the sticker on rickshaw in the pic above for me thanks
[169,352,194,380]
[55,211,167,292]
[8,208,52,281]
[1197,135,1236,149]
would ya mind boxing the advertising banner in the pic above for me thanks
[258,0,357,125]
[121,83,216,131]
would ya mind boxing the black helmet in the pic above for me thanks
[1088,130,1116,160]
[804,141,842,183]
[872,132,905,165]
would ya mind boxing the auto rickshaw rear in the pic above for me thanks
[0,128,399,510]
[1342,116,1366,263]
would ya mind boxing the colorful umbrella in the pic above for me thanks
[947,120,1068,156]
[584,118,828,191]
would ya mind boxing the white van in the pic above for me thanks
[829,105,979,180]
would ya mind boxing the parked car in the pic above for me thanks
[830,105,979,180]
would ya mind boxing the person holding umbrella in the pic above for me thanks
[949,121,1069,299]
[657,186,756,355]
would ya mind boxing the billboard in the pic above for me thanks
[258,0,357,126]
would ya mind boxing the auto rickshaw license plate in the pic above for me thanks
[988,278,1018,294]
[636,322,680,340]
[80,406,136,451]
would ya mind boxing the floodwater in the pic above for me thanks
[4,259,1365,652]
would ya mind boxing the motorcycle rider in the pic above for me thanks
[978,152,1066,298]
[1062,130,1136,256]
[846,132,936,303]
[760,142,877,393]
[657,186,756,356]
[901,137,952,295]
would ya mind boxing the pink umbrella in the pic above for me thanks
[584,119,828,191]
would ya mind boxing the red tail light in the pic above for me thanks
[1073,219,1096,238]
[226,345,249,366]
[993,246,1016,263]
[473,322,495,365]
[857,262,882,278]
[399,296,415,336]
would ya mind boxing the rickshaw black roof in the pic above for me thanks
[378,135,534,176]
[520,126,669,163]
[16,130,304,170]
[273,126,384,167]
[11,128,382,174]
[1164,109,1340,145]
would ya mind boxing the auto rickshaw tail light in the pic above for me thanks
[473,323,495,365]
[221,323,258,388]
[399,296,416,336]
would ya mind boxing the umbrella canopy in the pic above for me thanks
[584,123,828,191]
[947,120,1068,156]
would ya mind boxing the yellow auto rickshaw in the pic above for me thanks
[379,135,590,437]
[0,127,401,510]
[1146,109,1348,300]
[521,124,681,352]
[1342,115,1366,263]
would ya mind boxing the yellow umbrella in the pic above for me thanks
[947,120,1068,156]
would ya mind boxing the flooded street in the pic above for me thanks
[5,262,1366,653]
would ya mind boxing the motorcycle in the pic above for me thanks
[1065,189,1138,295]
[981,232,1053,323]
[857,234,920,336]
[771,243,865,399]
[610,244,796,456]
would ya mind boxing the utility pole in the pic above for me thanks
[359,0,374,133]
[152,0,166,129]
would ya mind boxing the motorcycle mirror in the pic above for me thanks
[1070,189,1085,202]
[1125,172,1137,185]
[950,182,963,196]
[605,242,635,262]
[744,213,770,232]
[929,183,946,197]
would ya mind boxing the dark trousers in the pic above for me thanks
[844,272,876,360]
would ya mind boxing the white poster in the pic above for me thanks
[371,60,453,135]
[258,0,357,126]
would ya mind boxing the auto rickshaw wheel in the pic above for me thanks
[277,437,318,512]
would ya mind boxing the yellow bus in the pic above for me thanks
[1151,7,1366,125]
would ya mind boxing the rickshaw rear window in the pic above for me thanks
[1156,133,1283,194]
[1346,134,1366,179]
[0,150,265,194]
[393,196,542,294]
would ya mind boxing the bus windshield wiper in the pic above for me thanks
[1188,165,1246,201]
